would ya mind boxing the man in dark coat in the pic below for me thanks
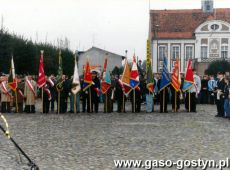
[91,71,100,113]
[200,75,209,104]
[215,72,226,117]
[114,76,126,113]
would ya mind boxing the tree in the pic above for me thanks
[205,60,230,75]
[0,29,74,76]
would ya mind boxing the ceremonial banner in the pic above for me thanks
[71,56,81,94]
[130,55,139,89]
[146,39,154,93]
[183,59,194,91]
[159,56,171,91]
[121,59,132,95]
[37,50,46,88]
[83,60,93,91]
[101,58,111,94]
[171,58,181,91]
[8,57,17,91]
[56,51,63,91]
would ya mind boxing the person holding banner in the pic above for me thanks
[91,71,100,113]
[215,72,226,117]
[0,76,12,113]
[158,56,171,113]
[15,77,25,113]
[42,76,52,113]
[185,69,201,112]
[24,76,37,113]
[114,76,125,113]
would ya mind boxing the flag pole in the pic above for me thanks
[133,89,135,113]
[15,90,18,113]
[58,91,60,114]
[122,94,125,112]
[163,88,165,113]
[74,94,77,113]
[89,88,92,113]
[105,92,108,113]
[175,90,177,112]
[189,92,191,112]
[41,88,43,113]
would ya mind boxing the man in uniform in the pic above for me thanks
[215,72,226,117]
[185,69,201,112]
[91,71,100,113]
[43,76,52,113]
[0,76,12,113]
[24,75,37,113]
[114,75,125,113]
[15,76,25,113]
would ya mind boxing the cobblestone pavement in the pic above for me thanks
[0,104,230,170]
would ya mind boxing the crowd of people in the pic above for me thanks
[0,70,230,118]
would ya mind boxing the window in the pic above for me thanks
[159,46,167,60]
[201,45,208,59]
[172,46,180,60]
[210,24,219,31]
[185,46,193,60]
[221,45,228,59]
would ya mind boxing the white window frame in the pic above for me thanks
[201,44,208,59]
[221,44,228,59]
[185,45,194,60]
[171,45,180,60]
[158,45,167,61]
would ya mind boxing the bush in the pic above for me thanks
[205,60,230,75]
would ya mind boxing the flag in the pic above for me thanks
[121,59,132,95]
[101,58,111,94]
[71,56,81,94]
[37,50,46,88]
[159,56,171,91]
[83,60,93,91]
[171,58,181,91]
[56,51,63,91]
[101,70,111,94]
[8,56,17,91]
[183,59,194,91]
[146,39,154,93]
[130,55,140,89]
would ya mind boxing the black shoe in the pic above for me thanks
[215,115,222,117]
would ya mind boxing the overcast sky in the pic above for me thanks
[0,0,230,60]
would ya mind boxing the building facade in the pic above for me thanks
[78,47,124,76]
[151,0,230,75]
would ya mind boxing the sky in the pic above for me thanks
[0,0,230,60]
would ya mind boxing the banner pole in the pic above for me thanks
[163,88,165,113]
[189,92,191,112]
[133,89,135,113]
[89,88,92,113]
[105,92,107,113]
[175,90,177,112]
[41,88,43,113]
[122,94,125,112]
[58,91,60,114]
[74,94,77,113]
[15,90,18,113]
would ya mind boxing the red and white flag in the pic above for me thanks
[37,50,46,88]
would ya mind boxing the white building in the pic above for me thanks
[77,47,125,76]
[150,0,230,75]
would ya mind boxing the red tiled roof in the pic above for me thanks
[151,8,230,39]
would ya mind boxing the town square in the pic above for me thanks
[1,0,230,169]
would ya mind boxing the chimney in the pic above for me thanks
[201,0,214,13]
